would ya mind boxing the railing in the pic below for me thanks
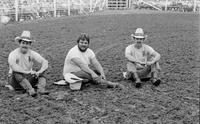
[130,0,199,12]
[0,0,199,23]
[0,0,108,22]
[107,0,128,10]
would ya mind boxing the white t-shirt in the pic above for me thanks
[8,48,46,73]
[125,44,155,63]
[63,45,95,76]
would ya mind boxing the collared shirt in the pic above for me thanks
[8,48,46,73]
[125,43,155,63]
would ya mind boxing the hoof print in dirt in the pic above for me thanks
[30,93,37,98]
[37,91,50,96]
[135,82,142,88]
[89,118,99,124]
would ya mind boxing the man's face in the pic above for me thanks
[78,39,89,52]
[19,40,32,54]
[134,37,144,48]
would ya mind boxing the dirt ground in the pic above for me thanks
[0,10,199,124]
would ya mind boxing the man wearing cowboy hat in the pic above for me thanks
[8,30,49,97]
[124,28,161,88]
[63,33,124,90]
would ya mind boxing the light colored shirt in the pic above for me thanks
[63,45,95,76]
[8,48,46,73]
[125,44,155,63]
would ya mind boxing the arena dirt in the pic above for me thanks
[0,11,199,124]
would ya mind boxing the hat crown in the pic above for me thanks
[131,28,147,39]
[21,31,31,38]
[135,28,144,36]
[15,30,34,42]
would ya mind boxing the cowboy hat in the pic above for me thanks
[131,28,147,39]
[15,30,35,42]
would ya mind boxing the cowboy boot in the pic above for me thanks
[19,79,37,97]
[151,72,161,87]
[101,79,125,89]
[37,77,49,95]
[132,72,142,88]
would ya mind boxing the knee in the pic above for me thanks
[127,62,137,72]
[38,71,46,78]
[38,77,46,85]
[64,73,83,83]
[124,71,133,79]
[13,72,25,82]
[151,62,161,72]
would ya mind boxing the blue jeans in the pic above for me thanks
[8,71,46,91]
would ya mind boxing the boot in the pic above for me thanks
[19,79,37,97]
[37,77,49,95]
[151,72,161,87]
[114,83,125,89]
[102,80,125,89]
[135,79,142,88]
[135,82,142,88]
[37,88,49,95]
[28,88,37,97]
[151,78,161,87]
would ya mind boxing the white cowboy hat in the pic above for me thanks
[15,30,35,43]
[131,28,147,39]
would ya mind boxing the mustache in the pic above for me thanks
[78,46,88,52]
[22,46,28,49]
[79,45,88,48]
[80,45,87,47]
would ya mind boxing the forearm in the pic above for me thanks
[71,58,97,77]
[37,60,48,73]
[126,54,140,63]
[152,53,160,63]
[94,63,104,76]
[80,65,96,76]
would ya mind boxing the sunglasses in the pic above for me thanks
[20,40,32,45]
[135,38,145,40]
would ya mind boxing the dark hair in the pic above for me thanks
[77,33,90,44]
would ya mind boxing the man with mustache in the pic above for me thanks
[124,28,162,88]
[63,33,124,90]
[8,31,49,97]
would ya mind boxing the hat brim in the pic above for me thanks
[131,34,147,39]
[133,36,145,39]
[15,36,34,42]
[133,35,147,39]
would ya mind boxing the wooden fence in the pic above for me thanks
[0,0,107,21]
[107,0,129,10]
[0,0,199,22]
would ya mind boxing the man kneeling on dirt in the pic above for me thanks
[63,33,124,90]
[124,28,161,88]
[8,30,49,97]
